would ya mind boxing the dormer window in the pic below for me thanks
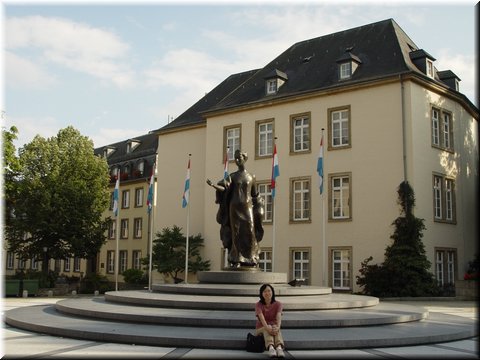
[264,69,288,96]
[426,59,434,78]
[409,49,436,79]
[336,48,361,80]
[438,70,461,92]
[126,139,140,154]
[103,146,116,158]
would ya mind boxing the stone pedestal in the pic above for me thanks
[197,270,287,284]
[455,280,478,300]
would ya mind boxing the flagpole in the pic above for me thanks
[114,169,120,292]
[321,128,327,287]
[184,154,191,284]
[147,171,155,292]
[271,138,278,273]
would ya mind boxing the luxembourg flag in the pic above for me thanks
[112,170,120,217]
[317,134,324,194]
[223,151,229,180]
[146,164,155,214]
[182,158,191,208]
[271,145,280,198]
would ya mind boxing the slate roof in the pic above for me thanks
[157,18,477,133]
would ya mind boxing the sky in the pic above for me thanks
[1,0,478,150]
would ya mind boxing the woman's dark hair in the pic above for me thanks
[259,283,276,304]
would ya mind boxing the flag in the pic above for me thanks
[271,144,280,198]
[317,134,324,194]
[182,158,191,208]
[223,150,229,180]
[112,170,120,217]
[146,164,155,214]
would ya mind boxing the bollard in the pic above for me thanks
[72,290,77,296]
[22,290,28,298]
[48,290,53,297]
[94,290,99,296]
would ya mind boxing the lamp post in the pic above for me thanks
[42,247,48,275]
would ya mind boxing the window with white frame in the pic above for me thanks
[74,257,81,272]
[107,251,115,273]
[18,258,25,270]
[258,183,273,222]
[64,257,71,272]
[431,107,453,151]
[291,249,310,284]
[339,62,352,79]
[435,249,456,286]
[132,250,142,270]
[332,249,351,290]
[291,113,310,153]
[291,178,310,221]
[135,188,144,207]
[54,259,61,272]
[258,250,272,272]
[433,174,456,223]
[122,190,130,209]
[121,219,129,239]
[119,251,128,273]
[427,59,434,78]
[108,220,116,239]
[331,174,351,220]
[256,120,273,157]
[330,108,350,148]
[31,257,38,270]
[225,126,241,161]
[134,218,142,238]
[266,79,277,95]
[6,252,14,269]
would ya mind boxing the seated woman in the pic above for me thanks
[255,283,285,358]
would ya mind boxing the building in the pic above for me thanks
[94,132,158,284]
[153,19,478,292]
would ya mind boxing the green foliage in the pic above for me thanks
[356,181,440,297]
[2,126,22,225]
[122,268,148,284]
[146,225,211,282]
[5,126,111,265]
[79,272,112,294]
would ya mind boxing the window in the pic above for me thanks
[339,62,352,79]
[122,190,130,209]
[108,220,116,239]
[107,251,115,273]
[258,183,273,222]
[64,257,71,272]
[431,107,453,151]
[134,218,142,238]
[291,249,310,284]
[224,126,241,161]
[433,174,456,223]
[330,173,351,220]
[329,107,350,148]
[30,257,38,270]
[435,249,456,286]
[54,259,61,272]
[331,248,351,290]
[290,178,310,222]
[74,257,81,272]
[132,251,142,270]
[290,113,310,153]
[119,251,128,273]
[135,188,144,207]
[110,191,115,210]
[427,59,434,78]
[18,258,25,270]
[256,119,274,158]
[6,252,14,269]
[121,219,129,239]
[266,79,277,95]
[258,250,272,272]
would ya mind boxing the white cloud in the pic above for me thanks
[90,127,151,148]
[5,15,135,88]
[5,51,57,89]
[3,115,60,150]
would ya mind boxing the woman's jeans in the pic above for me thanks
[256,327,284,349]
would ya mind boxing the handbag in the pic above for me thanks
[246,332,265,353]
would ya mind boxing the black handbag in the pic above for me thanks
[246,332,265,353]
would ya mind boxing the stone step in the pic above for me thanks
[104,290,379,310]
[5,304,476,350]
[54,297,427,328]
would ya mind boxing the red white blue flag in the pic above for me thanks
[112,169,120,217]
[182,158,191,208]
[223,150,229,180]
[317,134,324,194]
[147,164,155,214]
[271,145,279,198]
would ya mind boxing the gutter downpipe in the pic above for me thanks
[400,74,408,183]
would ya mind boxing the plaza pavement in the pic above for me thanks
[1,296,478,359]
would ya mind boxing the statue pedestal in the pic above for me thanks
[197,270,287,284]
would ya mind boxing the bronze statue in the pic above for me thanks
[207,150,264,268]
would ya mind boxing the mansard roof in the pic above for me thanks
[94,132,158,165]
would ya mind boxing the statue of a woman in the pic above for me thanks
[207,150,264,268]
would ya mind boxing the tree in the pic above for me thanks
[2,125,22,226]
[5,126,111,268]
[357,181,439,297]
[147,225,211,282]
